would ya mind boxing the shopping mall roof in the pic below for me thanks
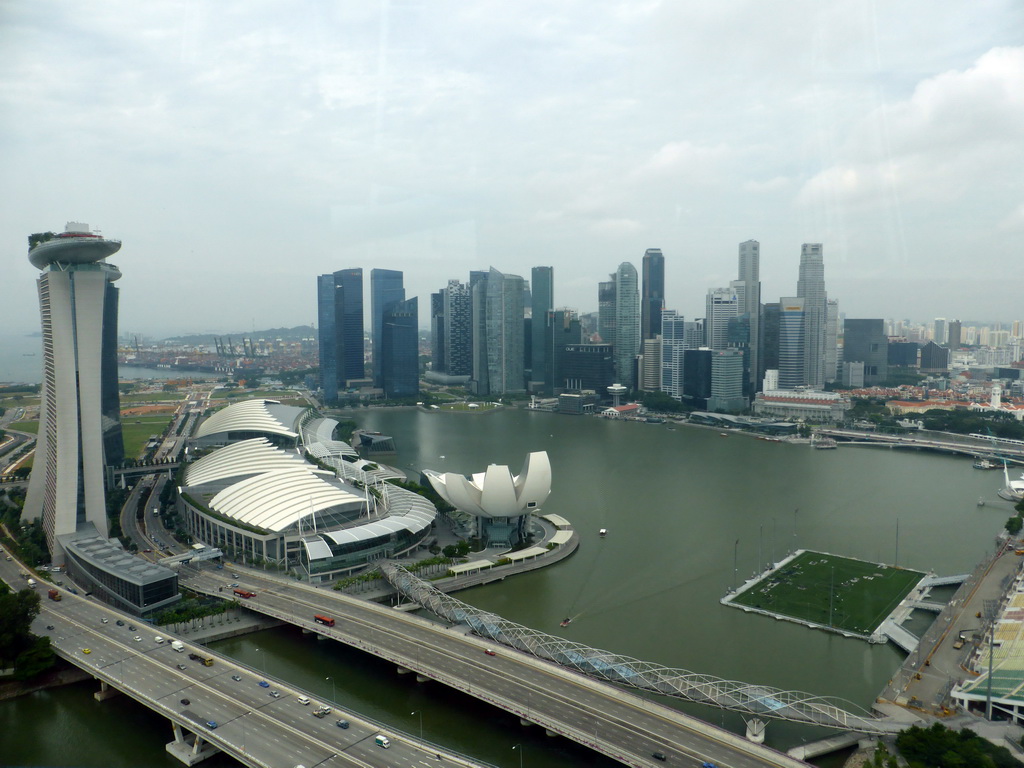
[194,399,308,441]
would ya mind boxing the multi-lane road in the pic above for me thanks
[185,567,810,768]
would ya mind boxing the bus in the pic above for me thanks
[233,588,256,599]
[313,615,335,627]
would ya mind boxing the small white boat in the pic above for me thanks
[599,528,607,537]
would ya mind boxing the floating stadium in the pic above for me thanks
[179,399,435,581]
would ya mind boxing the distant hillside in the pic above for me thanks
[162,325,316,345]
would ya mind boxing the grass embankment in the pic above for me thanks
[121,413,176,458]
[731,550,924,635]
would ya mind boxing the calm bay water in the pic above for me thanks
[2,407,1011,766]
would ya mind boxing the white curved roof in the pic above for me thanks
[195,399,304,440]
[185,438,307,486]
[209,467,363,532]
[425,451,551,519]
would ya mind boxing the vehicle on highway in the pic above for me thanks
[652,752,666,761]
[205,721,217,730]
[297,696,310,705]
[177,664,187,670]
[101,618,108,624]
[82,649,91,654]
[484,648,496,656]
[258,680,270,688]
[128,624,136,631]
[46,625,54,630]
[229,582,239,588]
[116,620,125,626]
[155,636,164,644]
[269,690,281,698]
[231,674,242,681]
[374,734,391,749]
[336,720,349,729]
[133,636,142,642]
[313,709,326,718]
[180,698,190,705]
[171,640,185,652]
[701,762,717,768]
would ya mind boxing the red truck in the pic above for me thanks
[233,588,256,599]
[48,589,61,601]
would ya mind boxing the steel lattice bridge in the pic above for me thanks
[380,563,902,735]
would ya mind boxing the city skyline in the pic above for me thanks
[1,3,1022,337]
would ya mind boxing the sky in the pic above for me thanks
[2,1,1022,338]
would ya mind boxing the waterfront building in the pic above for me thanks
[443,279,473,378]
[598,277,616,344]
[380,297,419,398]
[708,348,747,412]
[641,248,665,341]
[548,309,582,395]
[777,298,806,389]
[370,269,405,388]
[705,286,739,350]
[184,400,434,580]
[639,336,662,392]
[760,304,781,385]
[24,223,178,614]
[430,290,445,374]
[531,266,554,390]
[735,240,761,393]
[825,299,840,383]
[560,343,615,394]
[752,388,850,423]
[682,348,713,410]
[614,262,640,390]
[482,267,526,394]
[797,244,827,388]
[424,452,551,548]
[317,268,364,403]
[661,310,687,400]
[843,319,888,386]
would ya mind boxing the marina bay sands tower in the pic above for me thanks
[24,223,125,562]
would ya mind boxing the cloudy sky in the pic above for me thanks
[2,1,1022,338]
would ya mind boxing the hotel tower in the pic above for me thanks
[24,222,124,562]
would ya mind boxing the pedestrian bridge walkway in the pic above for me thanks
[380,563,903,734]
[878,619,920,653]
[920,574,970,588]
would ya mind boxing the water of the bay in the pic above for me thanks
[1,407,1011,766]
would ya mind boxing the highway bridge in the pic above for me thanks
[180,566,817,767]
[815,428,1024,464]
[0,557,490,768]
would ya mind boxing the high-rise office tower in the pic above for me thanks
[380,297,419,398]
[482,267,526,394]
[735,240,761,392]
[759,302,781,385]
[370,269,405,388]
[530,266,554,390]
[641,248,665,341]
[933,318,948,346]
[947,320,962,349]
[705,286,739,350]
[825,299,840,383]
[778,298,806,389]
[548,309,582,394]
[708,348,747,412]
[843,319,888,386]
[682,348,713,409]
[613,262,640,390]
[23,223,124,562]
[639,337,662,392]
[598,278,616,344]
[661,310,687,400]
[443,279,473,377]
[797,244,827,388]
[430,291,445,373]
[317,268,363,403]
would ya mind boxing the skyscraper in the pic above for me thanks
[797,244,827,388]
[24,223,124,562]
[641,248,665,341]
[843,319,888,386]
[708,348,747,412]
[317,268,363,403]
[705,286,739,350]
[443,279,473,377]
[483,267,526,394]
[370,269,405,388]
[530,266,554,390]
[825,299,840,383]
[735,240,761,393]
[548,309,582,394]
[598,277,616,344]
[661,310,687,400]
[380,297,419,398]
[778,298,806,390]
[430,290,445,373]
[613,262,640,390]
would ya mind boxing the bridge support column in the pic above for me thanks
[519,719,532,727]
[396,666,411,675]
[416,674,429,683]
[94,680,121,701]
[165,723,221,766]
[744,717,766,743]
[544,729,557,737]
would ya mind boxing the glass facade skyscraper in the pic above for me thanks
[371,269,405,388]
[317,268,363,403]
[778,298,806,390]
[797,243,827,388]
[614,262,640,390]
[530,266,554,390]
[380,296,419,398]
[641,248,665,341]
[483,267,526,394]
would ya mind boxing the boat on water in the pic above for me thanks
[560,617,572,627]
[978,497,986,507]
[998,464,1024,502]
[812,437,838,449]
[599,528,607,537]
[973,456,1000,470]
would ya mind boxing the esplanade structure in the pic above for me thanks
[423,452,551,547]
[23,223,179,616]
[180,400,436,581]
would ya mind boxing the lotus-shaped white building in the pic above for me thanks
[424,452,551,547]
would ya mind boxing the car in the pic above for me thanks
[336,719,350,729]
[116,620,125,626]
[484,648,496,656]
[205,721,218,730]
[258,680,270,688]
[82,648,91,654]
[313,710,326,718]
[100,618,109,624]
[5,555,11,561]
[143,548,152,553]
[269,690,281,698]
[133,635,142,642]
[177,664,187,670]
[652,752,666,762]
[231,674,242,682]
[128,625,136,631]
[231,573,239,578]
[180,698,190,705]
[701,763,717,768]
[154,636,164,644]
[229,583,239,588]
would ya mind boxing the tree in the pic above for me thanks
[0,584,53,677]
[1006,515,1023,536]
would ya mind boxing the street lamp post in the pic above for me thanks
[512,743,523,768]
[326,676,335,705]
[411,710,422,739]
[255,647,265,676]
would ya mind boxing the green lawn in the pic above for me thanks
[121,414,175,458]
[121,391,182,403]
[730,550,924,635]
[9,421,38,434]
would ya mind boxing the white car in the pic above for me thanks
[154,636,164,644]
[133,636,142,642]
